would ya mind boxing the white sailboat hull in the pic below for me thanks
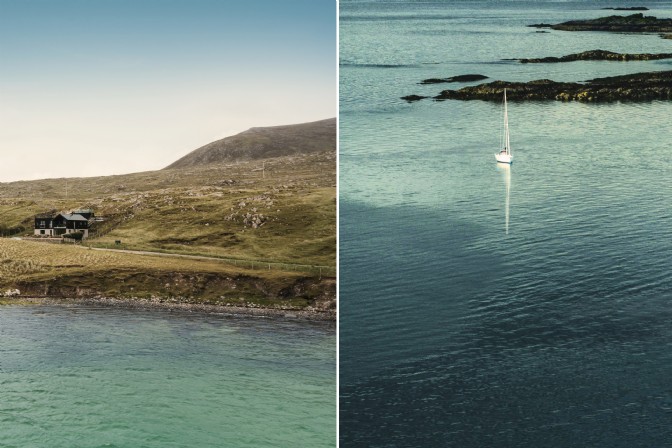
[495,153,513,164]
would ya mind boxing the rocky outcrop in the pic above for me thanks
[419,74,488,84]
[519,49,672,63]
[530,13,672,32]
[425,71,672,102]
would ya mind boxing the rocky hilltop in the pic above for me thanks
[165,118,336,169]
[431,71,672,102]
[530,13,672,32]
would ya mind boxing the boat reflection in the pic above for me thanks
[496,164,511,234]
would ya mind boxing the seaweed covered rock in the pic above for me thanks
[531,13,672,33]
[431,71,672,102]
[519,49,672,63]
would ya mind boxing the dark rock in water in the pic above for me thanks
[535,30,550,33]
[435,79,581,102]
[401,94,428,102]
[528,23,554,28]
[602,7,649,11]
[543,13,672,32]
[446,74,489,83]
[419,74,488,85]
[519,49,672,63]
[661,33,672,39]
[431,71,672,102]
[420,78,451,85]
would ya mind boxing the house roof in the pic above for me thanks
[56,213,89,221]
[35,211,93,221]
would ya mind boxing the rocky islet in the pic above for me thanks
[529,13,672,33]
[403,70,672,103]
[518,49,672,63]
[434,71,672,102]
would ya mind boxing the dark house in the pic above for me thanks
[34,213,55,236]
[34,209,94,238]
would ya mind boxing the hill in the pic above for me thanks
[165,118,336,169]
[0,140,335,314]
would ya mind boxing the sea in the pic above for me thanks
[339,1,672,446]
[0,305,335,447]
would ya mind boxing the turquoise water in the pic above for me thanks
[0,305,335,447]
[340,1,672,446]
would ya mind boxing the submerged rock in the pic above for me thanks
[420,78,449,84]
[519,49,672,63]
[602,7,649,11]
[431,71,672,102]
[401,94,428,102]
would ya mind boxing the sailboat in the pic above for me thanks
[495,88,513,164]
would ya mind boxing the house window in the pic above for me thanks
[40,230,45,235]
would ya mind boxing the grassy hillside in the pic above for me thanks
[0,151,335,269]
[0,117,335,311]
[165,118,336,169]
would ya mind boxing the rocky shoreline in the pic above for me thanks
[2,296,336,321]
[403,70,672,102]
[518,49,672,63]
[530,13,672,33]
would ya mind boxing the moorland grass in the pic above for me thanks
[0,152,335,307]
[0,152,335,268]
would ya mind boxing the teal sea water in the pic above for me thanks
[0,305,335,447]
[340,1,672,446]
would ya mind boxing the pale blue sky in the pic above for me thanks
[0,0,336,181]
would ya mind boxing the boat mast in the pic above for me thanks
[504,88,510,156]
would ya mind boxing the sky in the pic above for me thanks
[0,0,336,182]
